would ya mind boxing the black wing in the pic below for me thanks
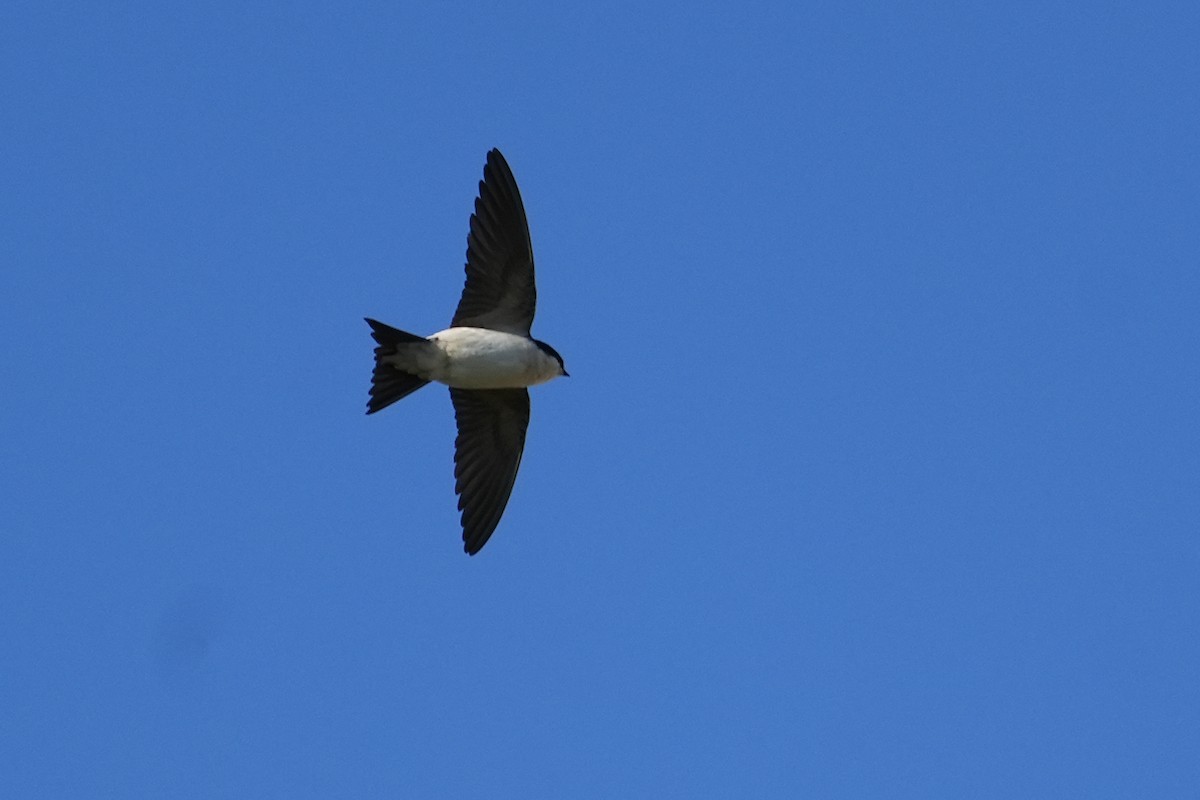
[450,149,536,336]
[449,387,530,555]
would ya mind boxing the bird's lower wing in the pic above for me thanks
[449,387,530,555]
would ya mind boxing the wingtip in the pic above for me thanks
[485,148,510,172]
[462,522,492,556]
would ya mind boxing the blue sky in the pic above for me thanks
[2,2,1198,796]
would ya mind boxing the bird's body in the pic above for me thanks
[365,149,567,555]
[384,327,564,390]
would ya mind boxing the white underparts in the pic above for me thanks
[384,327,563,389]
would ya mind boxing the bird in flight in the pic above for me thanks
[365,149,568,555]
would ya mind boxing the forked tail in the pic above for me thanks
[365,318,430,414]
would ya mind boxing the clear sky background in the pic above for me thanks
[2,2,1198,797]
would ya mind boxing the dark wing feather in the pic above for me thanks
[450,149,536,335]
[449,388,530,555]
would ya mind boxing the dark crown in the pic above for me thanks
[533,339,565,368]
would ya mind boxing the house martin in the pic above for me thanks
[365,149,568,555]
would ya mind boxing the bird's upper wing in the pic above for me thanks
[449,387,530,555]
[450,149,536,336]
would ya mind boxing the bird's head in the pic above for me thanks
[534,339,569,378]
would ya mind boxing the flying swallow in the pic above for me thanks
[366,149,568,555]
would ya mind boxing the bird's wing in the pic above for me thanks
[450,149,536,336]
[449,387,530,554]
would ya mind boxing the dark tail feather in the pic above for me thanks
[365,318,430,414]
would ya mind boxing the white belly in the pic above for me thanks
[424,327,558,389]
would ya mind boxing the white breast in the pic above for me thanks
[427,327,559,389]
